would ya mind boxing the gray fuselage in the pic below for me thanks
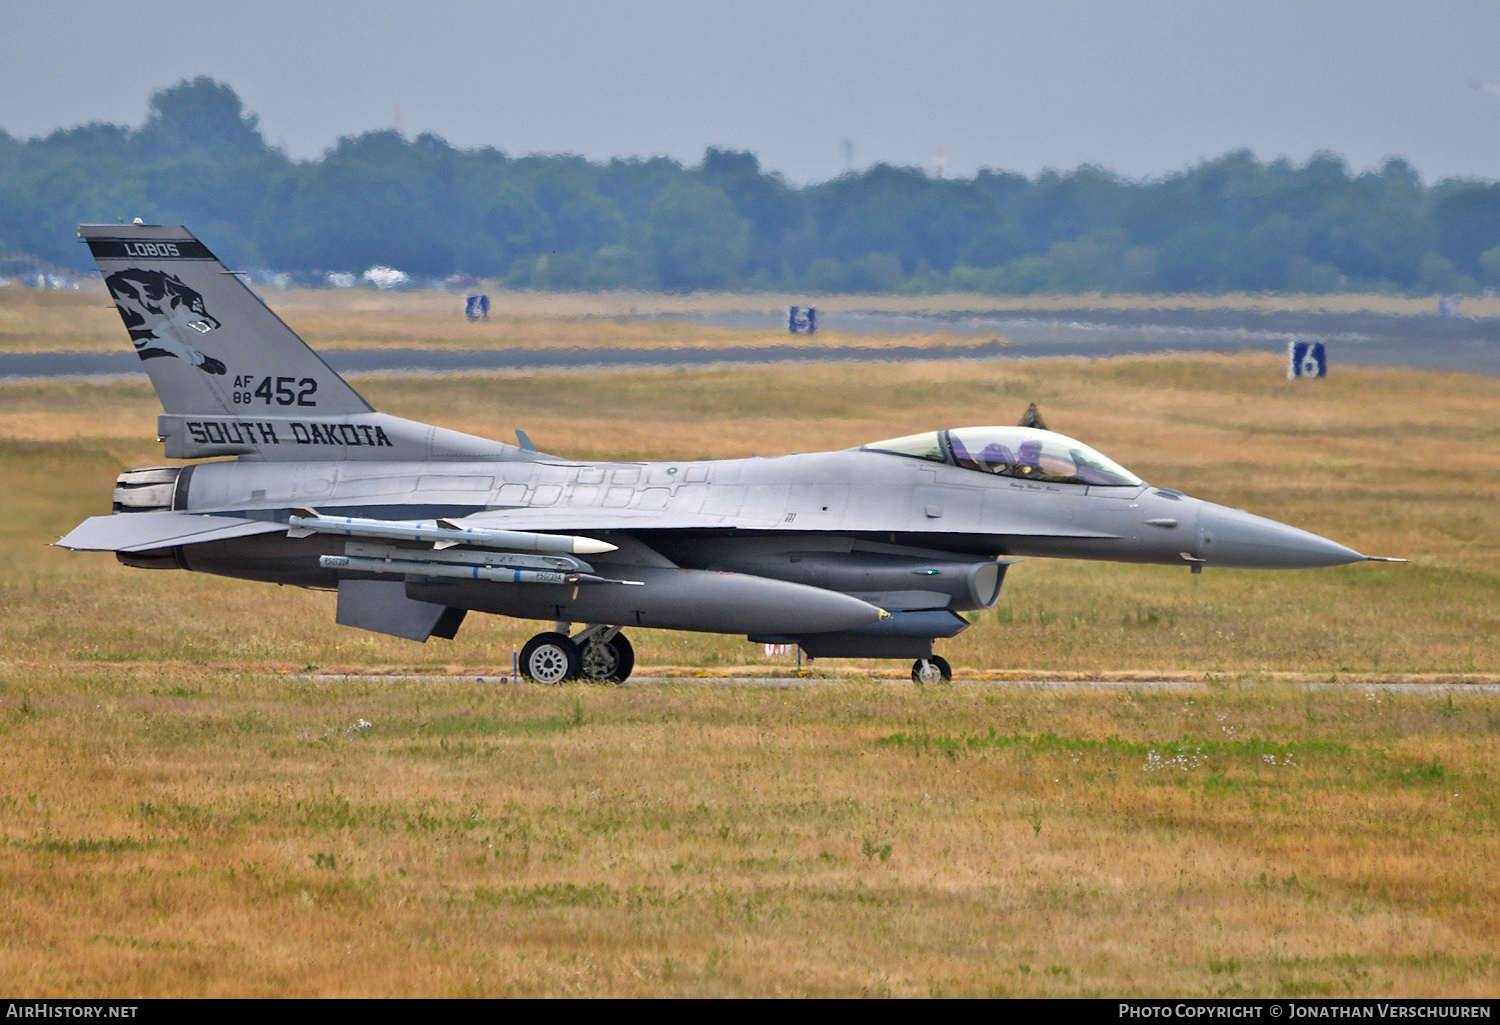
[168,444,1359,599]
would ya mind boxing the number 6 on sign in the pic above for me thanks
[1288,341,1327,379]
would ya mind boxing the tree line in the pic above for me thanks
[4,76,1500,295]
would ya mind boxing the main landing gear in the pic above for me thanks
[519,625,635,684]
[912,656,952,686]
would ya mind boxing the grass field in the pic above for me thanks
[1,307,1498,995]
[2,670,1498,997]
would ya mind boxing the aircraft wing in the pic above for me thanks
[446,507,1121,538]
[56,511,286,552]
[54,505,1116,556]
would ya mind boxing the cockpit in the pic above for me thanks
[862,427,1143,487]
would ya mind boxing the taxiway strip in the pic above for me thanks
[300,674,1500,693]
[5,319,1499,381]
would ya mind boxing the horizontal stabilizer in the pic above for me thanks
[55,511,284,552]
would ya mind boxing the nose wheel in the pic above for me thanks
[912,656,951,686]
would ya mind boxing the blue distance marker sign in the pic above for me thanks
[788,306,817,334]
[1288,340,1326,379]
[465,295,490,320]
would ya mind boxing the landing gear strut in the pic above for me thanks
[518,626,635,684]
[576,626,635,684]
[912,655,951,686]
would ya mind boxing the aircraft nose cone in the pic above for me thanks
[1196,502,1364,570]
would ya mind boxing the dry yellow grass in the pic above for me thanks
[0,284,992,354]
[0,669,1497,996]
[260,308,977,353]
[0,285,991,355]
[2,333,1498,996]
[4,284,1488,356]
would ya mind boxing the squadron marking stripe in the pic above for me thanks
[85,238,216,260]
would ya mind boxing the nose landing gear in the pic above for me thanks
[912,655,951,686]
[518,625,635,684]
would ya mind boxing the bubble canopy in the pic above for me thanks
[863,427,1143,487]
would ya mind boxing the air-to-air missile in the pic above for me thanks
[286,510,618,554]
[57,224,1403,685]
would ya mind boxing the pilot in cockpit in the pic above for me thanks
[978,441,1016,469]
[1014,439,1044,473]
[865,426,1143,488]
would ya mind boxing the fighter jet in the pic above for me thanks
[57,224,1402,685]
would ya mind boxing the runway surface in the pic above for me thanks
[5,308,1499,379]
[666,307,1500,375]
[304,674,1500,693]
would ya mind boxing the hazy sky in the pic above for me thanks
[5,0,1500,184]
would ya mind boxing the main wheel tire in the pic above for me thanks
[609,633,635,683]
[581,632,635,683]
[521,632,581,684]
[912,656,952,686]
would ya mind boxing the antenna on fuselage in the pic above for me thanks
[1019,403,1047,430]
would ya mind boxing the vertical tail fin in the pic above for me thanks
[80,223,372,417]
[80,223,513,463]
